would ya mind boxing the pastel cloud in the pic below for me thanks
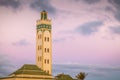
[30,0,56,14]
[12,39,30,46]
[0,0,21,9]
[75,21,103,35]
[0,54,15,77]
[53,38,66,43]
[0,0,56,15]
[109,26,120,34]
[108,0,120,9]
[114,12,120,22]
[108,0,120,21]
[83,0,101,4]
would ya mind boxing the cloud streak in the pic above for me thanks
[0,54,15,77]
[12,39,30,46]
[108,0,120,21]
[75,21,103,35]
[83,0,101,4]
[109,26,120,34]
[30,0,56,14]
[0,0,21,9]
[53,38,66,43]
[0,0,56,15]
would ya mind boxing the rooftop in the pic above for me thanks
[10,64,50,76]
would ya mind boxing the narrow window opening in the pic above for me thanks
[40,56,41,61]
[40,34,41,39]
[38,57,39,61]
[40,45,42,50]
[45,59,46,64]
[38,46,39,50]
[45,48,46,52]
[38,35,39,39]
[47,59,49,64]
[45,37,46,41]
[47,37,49,41]
[47,48,49,53]
[38,34,42,39]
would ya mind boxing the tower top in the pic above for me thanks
[42,10,47,12]
[36,10,51,26]
[41,10,48,20]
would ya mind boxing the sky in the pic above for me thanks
[0,0,120,76]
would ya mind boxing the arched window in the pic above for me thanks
[40,45,42,50]
[38,45,42,50]
[45,48,46,52]
[45,59,46,64]
[40,56,41,61]
[47,59,49,64]
[38,34,41,39]
[40,34,41,39]
[47,48,49,53]
[45,37,46,41]
[38,35,39,39]
[38,46,39,50]
[38,57,39,61]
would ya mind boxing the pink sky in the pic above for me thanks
[0,0,120,74]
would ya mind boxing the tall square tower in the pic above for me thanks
[36,10,52,75]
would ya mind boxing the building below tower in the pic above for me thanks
[0,64,53,80]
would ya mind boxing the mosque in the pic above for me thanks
[0,10,53,80]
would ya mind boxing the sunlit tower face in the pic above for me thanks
[36,10,52,75]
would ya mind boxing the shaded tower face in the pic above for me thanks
[36,10,52,75]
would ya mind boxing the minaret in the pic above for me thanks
[36,10,52,75]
